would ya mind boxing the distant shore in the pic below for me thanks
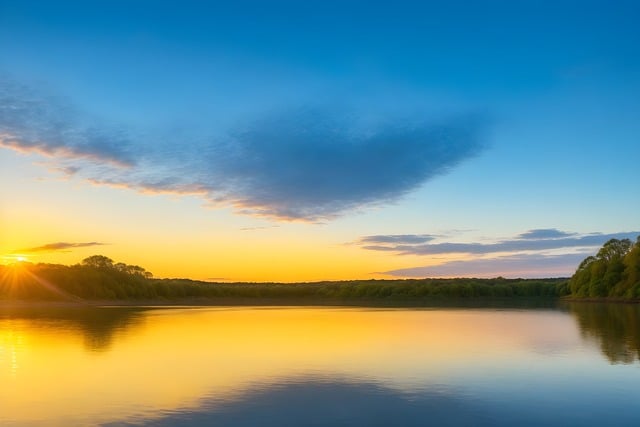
[561,296,640,304]
[0,296,570,310]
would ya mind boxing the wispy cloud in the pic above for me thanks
[382,253,586,278]
[0,76,488,221]
[239,225,280,231]
[356,229,640,256]
[516,229,577,240]
[15,242,106,254]
[0,78,136,167]
[357,234,438,245]
[359,228,640,278]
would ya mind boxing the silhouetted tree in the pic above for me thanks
[82,255,115,269]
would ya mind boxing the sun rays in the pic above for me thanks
[0,262,85,303]
[0,262,29,297]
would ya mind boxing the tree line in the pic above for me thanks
[1,255,567,302]
[569,237,640,299]
[3,239,639,302]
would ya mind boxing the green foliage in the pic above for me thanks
[0,256,154,300]
[569,236,640,299]
[0,255,568,302]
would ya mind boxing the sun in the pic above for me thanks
[0,255,29,265]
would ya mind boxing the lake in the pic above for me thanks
[1,303,639,426]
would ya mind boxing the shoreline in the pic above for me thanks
[2,296,638,309]
[0,296,572,309]
[561,296,640,304]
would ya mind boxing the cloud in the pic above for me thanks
[382,253,586,278]
[0,78,136,167]
[516,229,576,240]
[356,229,640,256]
[358,228,640,278]
[0,76,487,221]
[239,225,280,231]
[201,109,486,220]
[356,234,438,245]
[15,242,106,253]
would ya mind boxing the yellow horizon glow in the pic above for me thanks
[0,150,450,282]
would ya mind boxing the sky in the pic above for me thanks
[1,0,639,281]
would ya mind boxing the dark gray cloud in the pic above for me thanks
[16,242,106,253]
[203,110,486,220]
[382,253,586,278]
[1,77,487,221]
[357,230,640,256]
[0,78,136,167]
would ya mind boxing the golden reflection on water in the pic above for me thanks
[0,326,24,377]
[0,306,608,425]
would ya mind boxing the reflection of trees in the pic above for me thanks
[568,303,640,364]
[0,307,145,352]
[74,308,145,351]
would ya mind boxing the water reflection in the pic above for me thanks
[133,377,488,427]
[0,306,144,351]
[567,302,640,364]
[1,304,639,426]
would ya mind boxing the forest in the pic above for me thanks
[1,254,567,302]
[3,237,638,303]
[568,236,640,299]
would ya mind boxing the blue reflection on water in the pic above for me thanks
[114,373,640,427]
[121,378,487,427]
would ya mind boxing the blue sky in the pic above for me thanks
[1,1,638,279]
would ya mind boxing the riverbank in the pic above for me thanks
[561,296,640,304]
[4,296,638,310]
[1,261,569,301]
[0,296,564,309]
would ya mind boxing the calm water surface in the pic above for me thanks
[1,303,639,426]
